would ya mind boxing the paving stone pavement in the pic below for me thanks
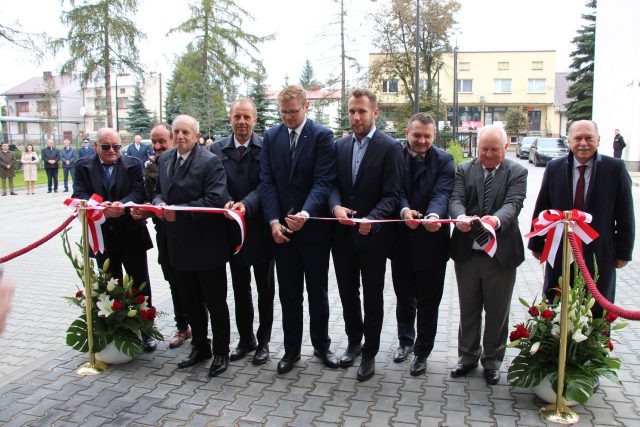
[1,153,640,426]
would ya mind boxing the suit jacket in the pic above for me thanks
[449,157,528,269]
[389,146,455,269]
[60,147,77,168]
[78,146,94,159]
[528,152,634,300]
[153,144,232,271]
[328,129,403,250]
[42,147,60,169]
[0,150,16,178]
[211,133,272,265]
[72,155,152,255]
[259,119,336,244]
[125,143,151,164]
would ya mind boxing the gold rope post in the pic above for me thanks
[540,210,578,423]
[77,201,106,375]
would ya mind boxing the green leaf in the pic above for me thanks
[113,329,143,358]
[66,316,89,353]
[518,297,530,308]
[612,322,628,330]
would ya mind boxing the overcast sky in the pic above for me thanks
[0,0,590,95]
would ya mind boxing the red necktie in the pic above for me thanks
[574,165,586,210]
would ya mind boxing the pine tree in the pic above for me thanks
[566,0,596,121]
[247,60,277,135]
[299,60,316,89]
[127,84,154,136]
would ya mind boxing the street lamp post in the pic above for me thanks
[414,0,420,114]
[115,76,119,132]
[453,45,459,148]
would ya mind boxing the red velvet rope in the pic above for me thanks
[569,232,640,320]
[0,214,77,264]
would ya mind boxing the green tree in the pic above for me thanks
[51,0,145,128]
[247,60,277,134]
[566,0,596,121]
[127,84,154,136]
[504,109,529,137]
[299,59,317,89]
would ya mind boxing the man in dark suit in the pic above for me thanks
[126,135,152,164]
[259,84,339,374]
[60,139,77,192]
[78,138,94,159]
[329,88,403,381]
[212,99,275,366]
[73,127,156,352]
[389,113,455,376]
[130,123,191,349]
[449,124,527,385]
[529,120,634,318]
[42,139,60,193]
[613,129,626,159]
[153,114,233,377]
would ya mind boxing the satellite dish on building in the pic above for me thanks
[79,107,86,116]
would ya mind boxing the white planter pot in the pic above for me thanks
[95,341,134,365]
[532,377,579,407]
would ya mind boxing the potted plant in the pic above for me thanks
[506,265,627,405]
[62,230,162,363]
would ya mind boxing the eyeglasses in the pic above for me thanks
[279,107,303,117]
[100,144,122,151]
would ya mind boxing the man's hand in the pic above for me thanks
[48,160,55,164]
[285,212,307,232]
[402,209,421,230]
[130,206,153,221]
[481,215,499,229]
[616,259,629,269]
[456,215,474,233]
[531,251,542,260]
[271,222,291,244]
[231,201,246,215]
[358,217,372,236]
[164,209,176,222]
[101,201,124,218]
[333,205,357,226]
[423,216,442,232]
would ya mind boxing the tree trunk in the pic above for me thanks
[104,3,113,128]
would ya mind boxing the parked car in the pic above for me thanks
[396,137,408,148]
[516,136,536,159]
[528,137,569,167]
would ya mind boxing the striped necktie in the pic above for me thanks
[482,168,494,216]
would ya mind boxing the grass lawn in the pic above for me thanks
[11,169,68,188]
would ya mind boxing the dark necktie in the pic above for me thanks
[289,131,297,159]
[574,165,586,210]
[237,145,246,157]
[173,156,183,175]
[482,168,494,216]
[414,154,424,162]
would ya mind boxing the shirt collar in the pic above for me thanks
[354,126,376,144]
[234,134,251,149]
[289,118,307,136]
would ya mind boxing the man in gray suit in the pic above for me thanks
[448,124,527,385]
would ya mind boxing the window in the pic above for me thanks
[498,62,509,70]
[456,79,473,93]
[493,79,512,93]
[447,106,480,128]
[93,118,106,130]
[528,78,546,93]
[18,122,26,134]
[459,62,470,71]
[95,97,108,109]
[95,89,103,96]
[532,61,544,70]
[382,79,399,94]
[117,97,129,109]
[37,100,51,113]
[484,107,508,125]
[15,101,29,116]
[119,88,126,95]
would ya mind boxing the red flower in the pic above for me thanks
[608,340,614,351]
[528,306,540,317]
[605,312,619,323]
[148,306,157,321]
[135,295,146,305]
[75,290,83,298]
[132,287,138,294]
[516,324,529,338]
[112,300,123,311]
[140,310,149,321]
[124,291,130,298]
[541,309,554,320]
[509,330,520,342]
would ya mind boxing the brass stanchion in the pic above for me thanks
[540,211,578,424]
[76,201,107,375]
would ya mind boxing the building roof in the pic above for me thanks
[555,72,573,112]
[2,74,77,97]
[267,88,342,101]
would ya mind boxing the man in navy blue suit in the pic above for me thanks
[125,135,152,164]
[389,113,455,376]
[259,84,340,374]
[329,88,403,381]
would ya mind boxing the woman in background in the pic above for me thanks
[21,144,39,194]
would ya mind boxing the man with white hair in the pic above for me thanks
[448,124,528,385]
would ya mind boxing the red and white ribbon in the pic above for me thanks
[64,194,106,254]
[525,209,599,267]
[122,203,246,254]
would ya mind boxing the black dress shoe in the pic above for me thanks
[229,339,257,361]
[277,352,301,374]
[313,349,340,369]
[177,347,212,368]
[209,354,229,377]
[410,356,427,377]
[450,363,478,378]
[357,357,375,381]
[393,344,414,363]
[252,342,270,365]
[484,369,500,385]
[340,343,362,367]
[142,333,157,352]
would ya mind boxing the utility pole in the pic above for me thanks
[453,45,459,148]
[413,0,420,114]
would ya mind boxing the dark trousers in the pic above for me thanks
[159,253,189,331]
[274,238,331,354]
[176,266,229,355]
[45,167,58,191]
[95,247,152,305]
[332,235,387,359]
[230,257,275,345]
[63,167,73,190]
[391,256,447,357]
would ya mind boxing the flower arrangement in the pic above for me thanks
[62,230,163,358]
[507,265,627,404]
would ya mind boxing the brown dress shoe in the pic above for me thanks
[169,327,192,349]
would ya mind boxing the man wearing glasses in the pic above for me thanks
[73,127,156,352]
[259,84,339,374]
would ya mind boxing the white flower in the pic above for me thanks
[138,297,149,312]
[572,329,588,343]
[106,278,118,292]
[96,293,114,317]
[530,341,541,355]
[551,324,560,337]
[91,282,99,290]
